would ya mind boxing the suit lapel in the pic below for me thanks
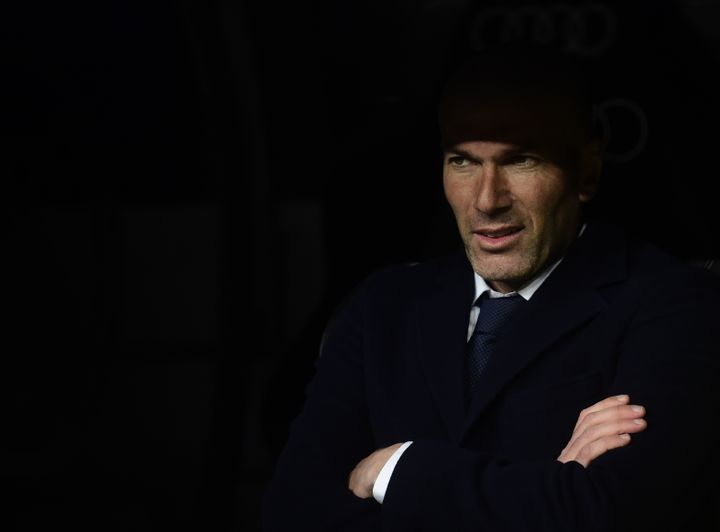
[461,224,628,439]
[415,256,475,443]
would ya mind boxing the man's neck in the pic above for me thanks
[474,223,586,301]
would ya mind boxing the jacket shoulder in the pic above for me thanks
[326,254,470,324]
[623,230,720,294]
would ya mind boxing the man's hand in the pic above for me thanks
[348,443,404,499]
[558,394,647,467]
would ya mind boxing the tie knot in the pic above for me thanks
[473,293,525,335]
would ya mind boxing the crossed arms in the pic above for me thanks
[348,394,647,499]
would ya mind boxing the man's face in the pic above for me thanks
[441,94,599,292]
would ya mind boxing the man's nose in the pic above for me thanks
[474,165,512,214]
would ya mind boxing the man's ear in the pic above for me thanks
[578,137,605,203]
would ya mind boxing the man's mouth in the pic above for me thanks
[474,226,523,238]
[472,226,524,249]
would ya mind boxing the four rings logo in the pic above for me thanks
[470,3,618,57]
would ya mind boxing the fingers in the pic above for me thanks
[573,394,629,431]
[562,415,646,462]
[559,394,648,468]
[570,432,634,468]
[572,403,646,442]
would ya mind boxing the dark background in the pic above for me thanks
[3,1,720,531]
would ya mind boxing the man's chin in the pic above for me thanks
[469,257,533,291]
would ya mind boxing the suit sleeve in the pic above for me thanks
[381,273,720,532]
[261,279,382,531]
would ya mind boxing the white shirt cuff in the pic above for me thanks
[372,441,413,504]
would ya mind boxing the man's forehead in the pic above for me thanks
[439,92,588,149]
[443,140,529,156]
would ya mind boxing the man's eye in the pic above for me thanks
[447,156,470,167]
[509,155,538,167]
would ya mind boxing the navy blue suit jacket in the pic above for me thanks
[263,223,720,531]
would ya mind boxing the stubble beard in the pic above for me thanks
[464,235,542,292]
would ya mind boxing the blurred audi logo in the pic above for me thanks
[470,3,618,57]
[596,97,648,164]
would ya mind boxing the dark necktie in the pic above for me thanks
[466,293,525,397]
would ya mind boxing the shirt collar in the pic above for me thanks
[473,223,586,302]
